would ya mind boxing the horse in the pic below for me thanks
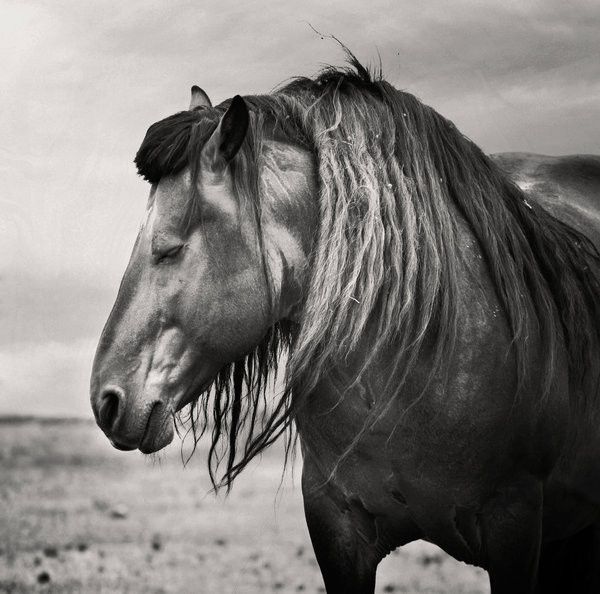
[90,57,600,593]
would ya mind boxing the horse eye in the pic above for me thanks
[155,244,184,263]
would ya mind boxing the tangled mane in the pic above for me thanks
[134,55,600,489]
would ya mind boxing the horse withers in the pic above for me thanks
[90,60,600,593]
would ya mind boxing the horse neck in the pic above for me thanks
[293,202,512,434]
[293,200,568,480]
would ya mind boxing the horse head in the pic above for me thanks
[90,89,316,454]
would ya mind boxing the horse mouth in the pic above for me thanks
[110,439,137,452]
[108,401,174,454]
[104,378,210,455]
[138,402,174,454]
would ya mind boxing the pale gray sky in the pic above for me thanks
[1,0,599,416]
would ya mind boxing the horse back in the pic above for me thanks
[491,152,600,249]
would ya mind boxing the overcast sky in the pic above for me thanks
[1,0,599,416]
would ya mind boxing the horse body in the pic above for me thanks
[297,164,564,592]
[90,62,600,593]
[297,152,600,593]
[495,152,600,520]
[497,151,600,540]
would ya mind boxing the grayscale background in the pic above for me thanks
[1,1,598,592]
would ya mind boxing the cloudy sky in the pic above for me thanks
[1,0,599,417]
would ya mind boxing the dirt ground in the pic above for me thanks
[0,419,489,593]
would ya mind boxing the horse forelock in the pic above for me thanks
[135,59,600,489]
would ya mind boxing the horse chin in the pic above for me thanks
[173,377,214,413]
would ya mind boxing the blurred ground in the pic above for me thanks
[0,419,489,593]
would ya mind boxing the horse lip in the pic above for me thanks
[110,439,137,452]
[106,402,172,454]
[139,402,173,454]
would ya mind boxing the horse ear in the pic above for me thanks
[189,85,212,110]
[201,95,249,172]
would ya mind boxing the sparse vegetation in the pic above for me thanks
[0,419,488,593]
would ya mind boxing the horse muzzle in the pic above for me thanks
[91,384,174,454]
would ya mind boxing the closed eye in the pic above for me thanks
[154,244,184,264]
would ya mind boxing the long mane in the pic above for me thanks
[135,57,600,489]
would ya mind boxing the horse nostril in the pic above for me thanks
[99,388,123,431]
